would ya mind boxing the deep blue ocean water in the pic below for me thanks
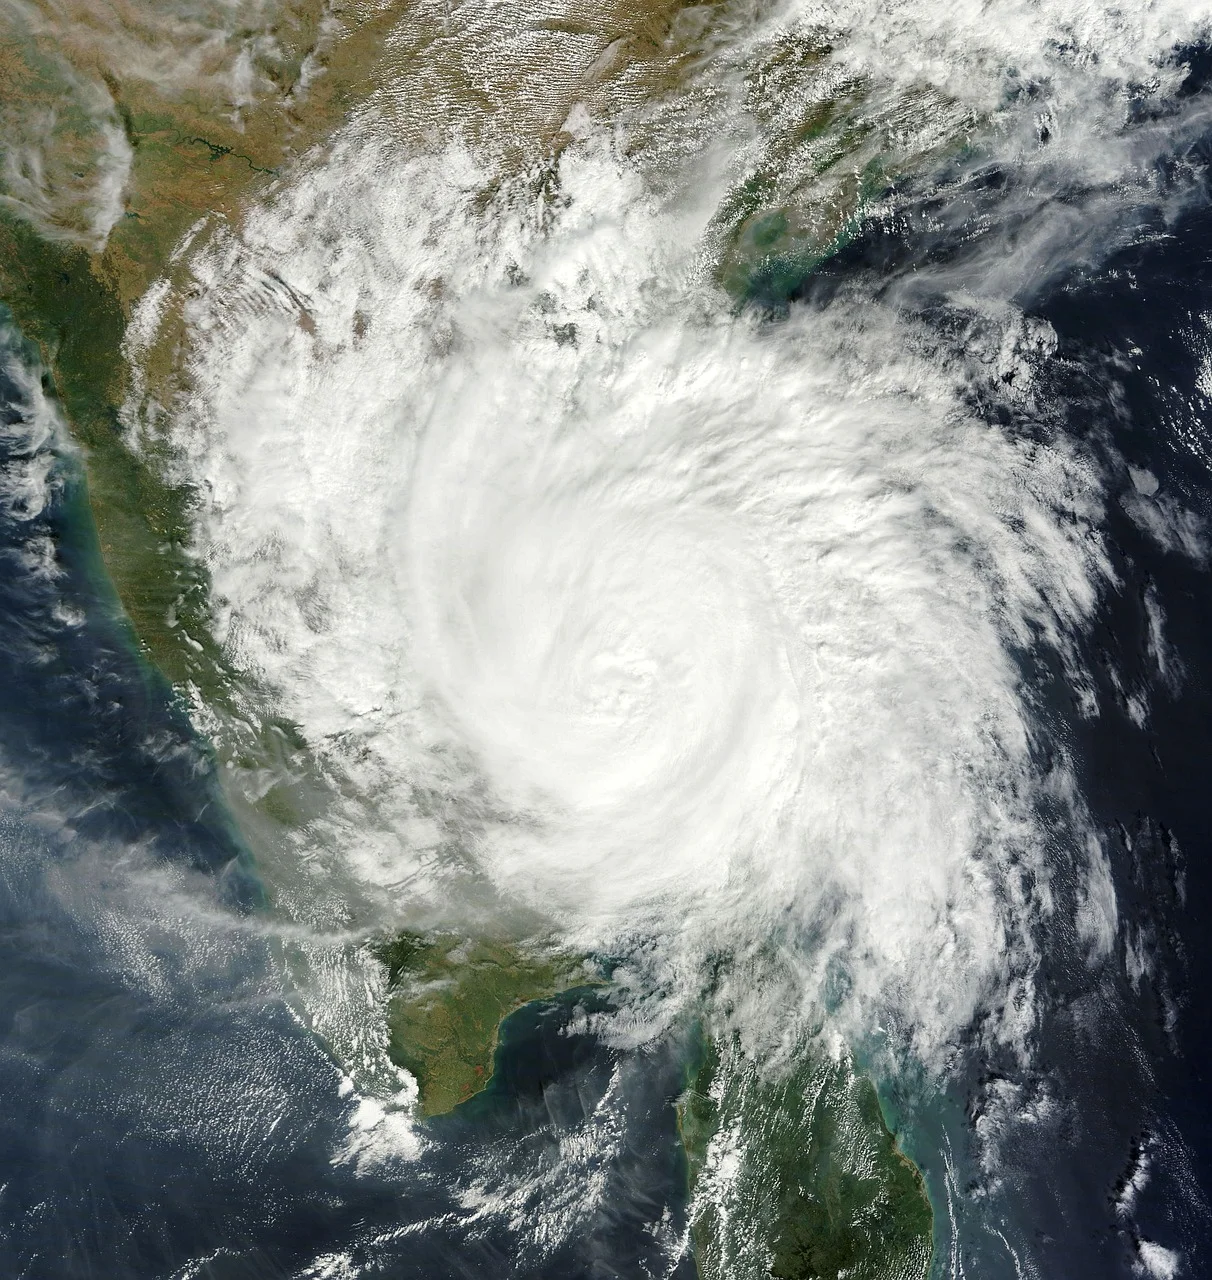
[0,338,694,1279]
[3,129,1212,1278]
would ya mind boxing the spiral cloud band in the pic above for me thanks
[113,0,1212,1085]
[117,107,1132,1081]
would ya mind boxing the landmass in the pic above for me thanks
[0,0,428,707]
[372,931,600,1117]
[370,932,936,1280]
[680,1035,933,1280]
[709,35,975,307]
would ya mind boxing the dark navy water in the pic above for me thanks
[1037,214,1212,1270]
[5,115,1212,1280]
[0,323,695,1279]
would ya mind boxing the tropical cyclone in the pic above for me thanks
[154,116,1072,1276]
[4,0,1204,1274]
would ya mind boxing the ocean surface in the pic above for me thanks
[0,319,697,1279]
[3,109,1212,1280]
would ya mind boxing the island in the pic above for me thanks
[681,1035,933,1280]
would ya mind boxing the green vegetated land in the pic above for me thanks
[373,931,598,1116]
[680,1035,933,1280]
[0,200,347,844]
[710,32,976,309]
[0,210,218,682]
[0,0,421,702]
